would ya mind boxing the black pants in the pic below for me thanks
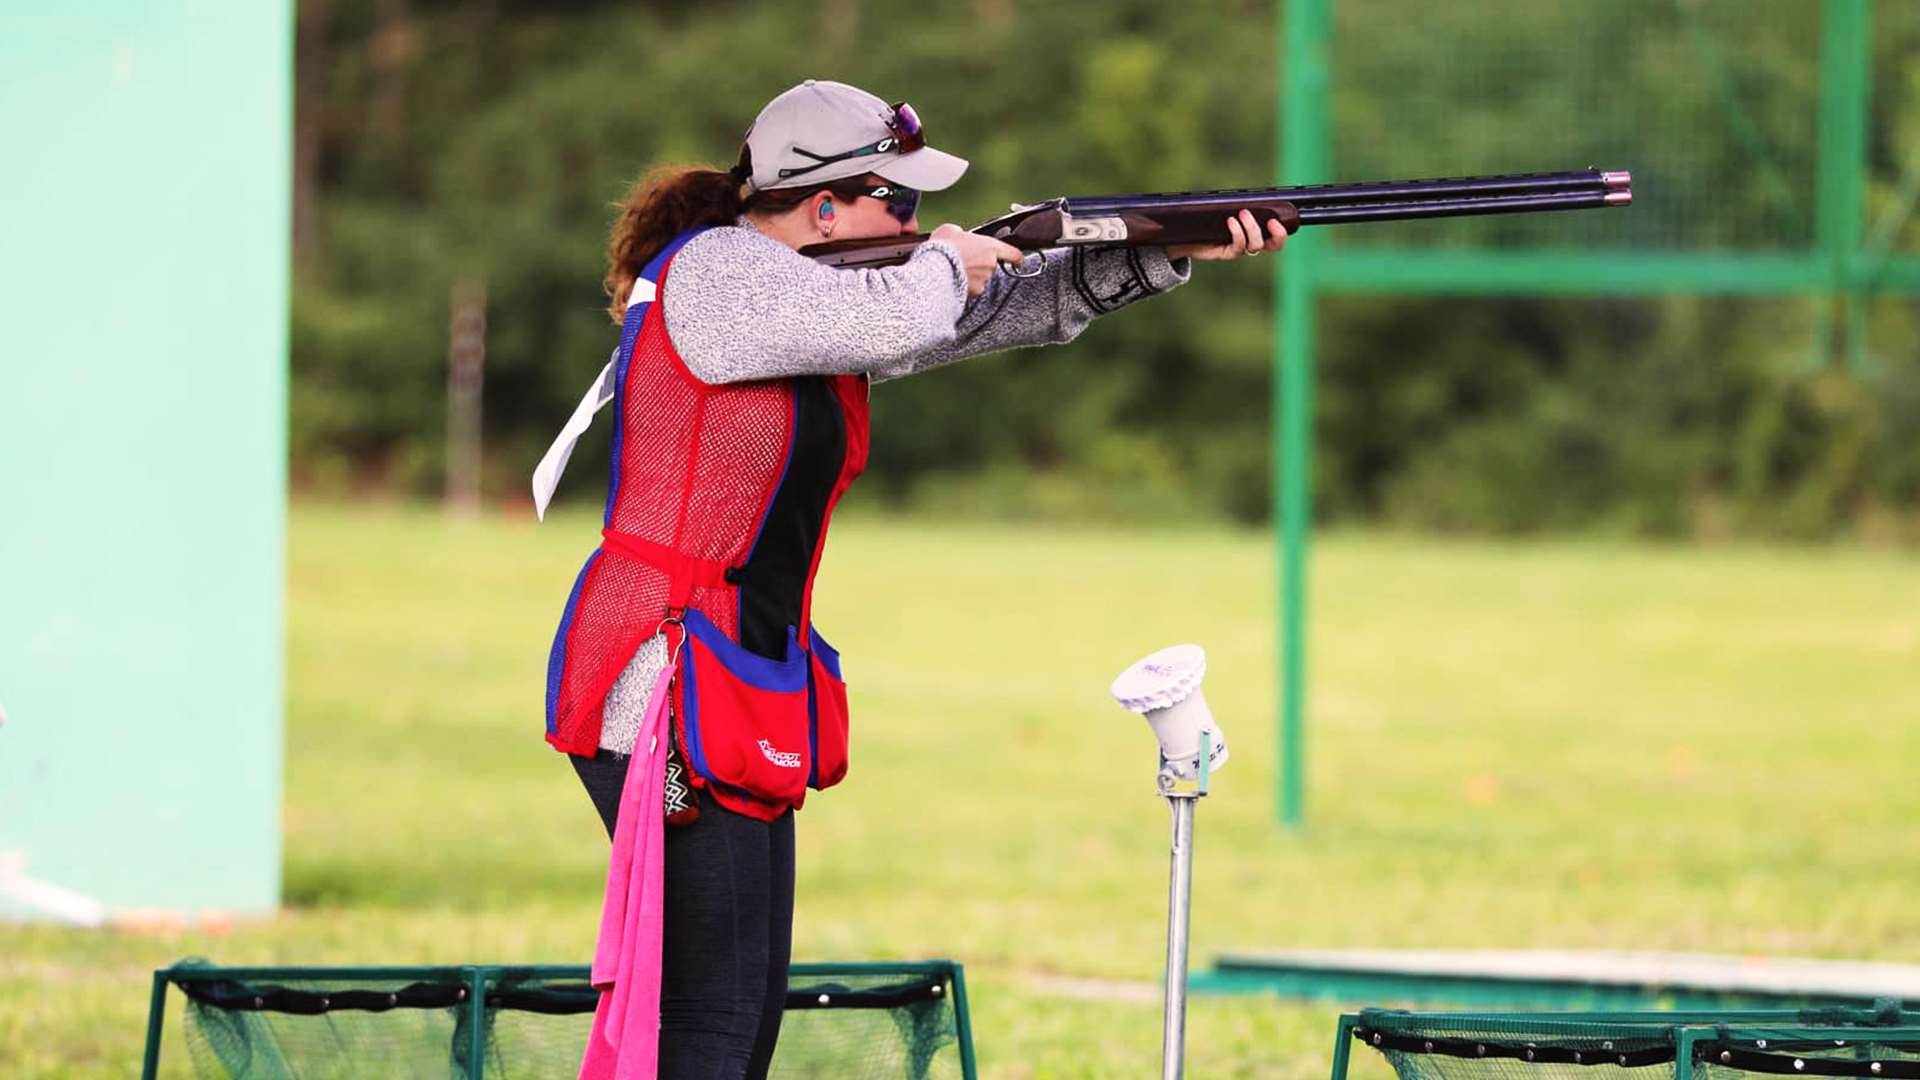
[571,751,795,1080]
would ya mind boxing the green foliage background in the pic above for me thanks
[295,0,1920,538]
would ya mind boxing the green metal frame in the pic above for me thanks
[141,959,976,1080]
[1329,1008,1920,1080]
[1191,957,1904,1011]
[1272,0,1920,825]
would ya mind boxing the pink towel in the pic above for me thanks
[577,658,676,1080]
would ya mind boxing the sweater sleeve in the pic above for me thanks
[662,225,970,383]
[867,244,1192,383]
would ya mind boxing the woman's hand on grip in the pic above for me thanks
[931,224,1025,298]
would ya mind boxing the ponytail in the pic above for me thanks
[603,145,848,321]
[603,161,747,322]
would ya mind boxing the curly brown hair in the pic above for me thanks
[602,147,885,321]
[602,163,747,322]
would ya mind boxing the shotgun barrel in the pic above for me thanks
[1066,167,1629,214]
[1295,187,1630,225]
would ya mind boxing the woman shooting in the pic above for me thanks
[533,78,1284,1080]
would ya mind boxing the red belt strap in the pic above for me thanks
[600,528,735,612]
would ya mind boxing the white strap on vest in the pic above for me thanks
[530,278,658,520]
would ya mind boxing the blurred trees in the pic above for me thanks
[292,0,1920,540]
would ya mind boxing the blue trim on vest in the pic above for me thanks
[681,623,706,776]
[806,676,819,789]
[737,388,801,633]
[680,609,804,784]
[808,626,842,680]
[545,549,603,737]
[683,609,806,690]
[805,626,839,787]
[603,226,710,528]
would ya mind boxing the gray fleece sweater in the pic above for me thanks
[596,222,1190,754]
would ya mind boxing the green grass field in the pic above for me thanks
[5,501,1918,1078]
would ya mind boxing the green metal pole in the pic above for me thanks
[951,963,979,1080]
[1329,1015,1357,1080]
[1277,0,1330,827]
[467,967,488,1080]
[1814,0,1872,372]
[140,971,169,1080]
[1675,1026,1701,1080]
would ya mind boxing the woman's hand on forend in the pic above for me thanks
[1167,208,1289,262]
[931,224,1026,298]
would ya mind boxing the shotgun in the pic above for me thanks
[801,168,1632,270]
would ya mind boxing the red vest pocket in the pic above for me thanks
[676,611,811,809]
[807,627,849,791]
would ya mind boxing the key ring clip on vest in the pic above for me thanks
[659,610,687,671]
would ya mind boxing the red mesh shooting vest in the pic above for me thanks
[545,227,871,759]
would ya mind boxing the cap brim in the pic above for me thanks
[874,146,969,192]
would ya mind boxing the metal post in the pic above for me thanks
[1814,0,1871,372]
[1160,730,1210,1080]
[140,970,169,1080]
[467,967,488,1080]
[1675,1026,1701,1080]
[1276,0,1331,828]
[1330,1014,1358,1080]
[950,962,979,1080]
[1161,795,1198,1080]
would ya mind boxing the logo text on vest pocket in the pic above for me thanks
[758,739,802,769]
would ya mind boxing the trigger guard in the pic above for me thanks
[1002,250,1046,279]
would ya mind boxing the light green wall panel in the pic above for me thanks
[0,4,290,918]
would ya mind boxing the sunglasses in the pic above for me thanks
[777,101,925,181]
[830,181,922,225]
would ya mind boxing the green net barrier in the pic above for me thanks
[143,960,975,1080]
[1342,1005,1920,1080]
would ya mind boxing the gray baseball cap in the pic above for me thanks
[744,79,969,193]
